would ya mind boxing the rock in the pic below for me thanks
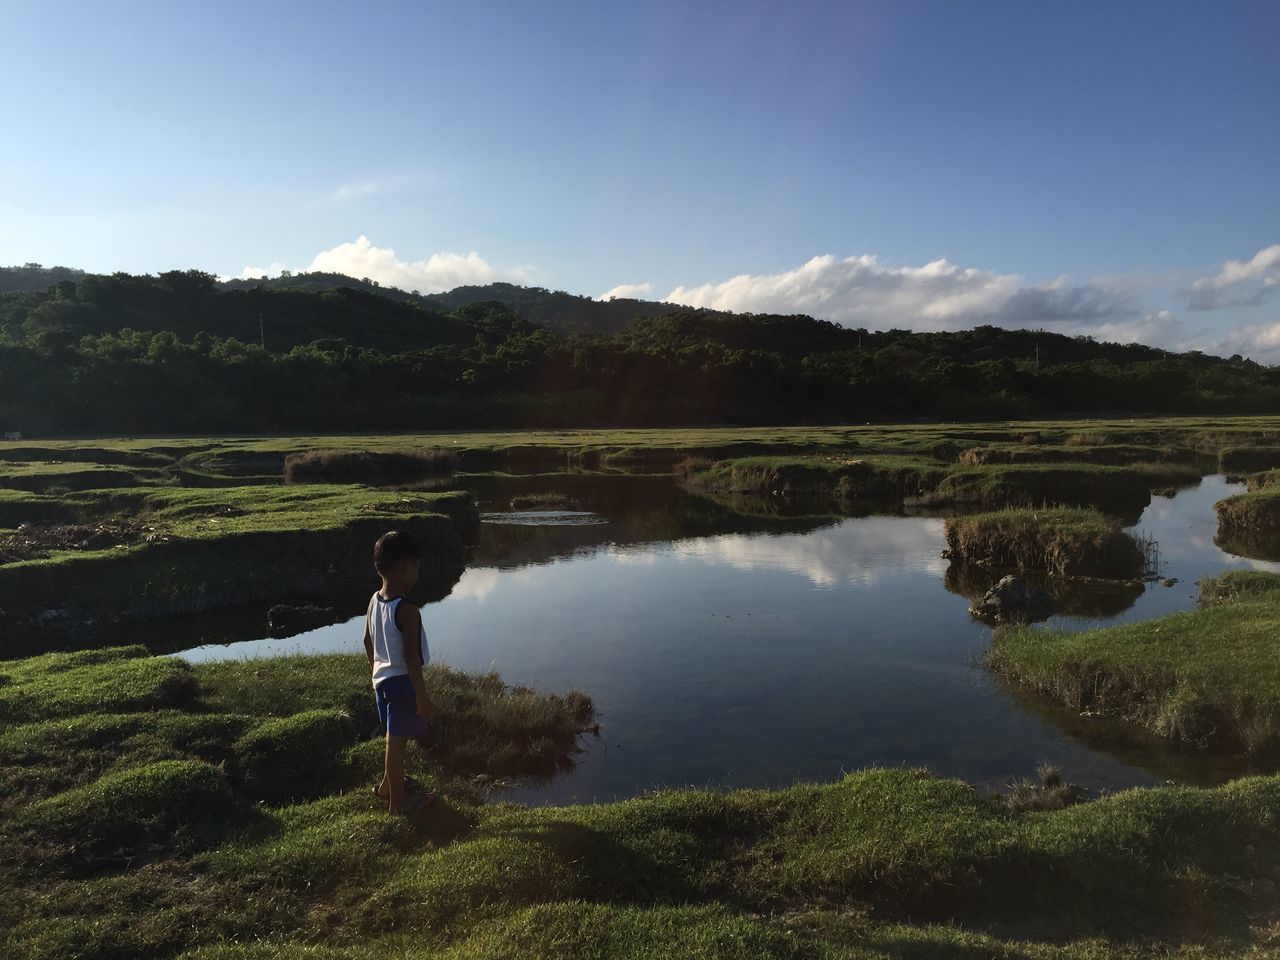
[1161,578,1178,587]
[970,575,1056,624]
[266,604,340,638]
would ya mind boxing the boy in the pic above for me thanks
[363,530,434,814]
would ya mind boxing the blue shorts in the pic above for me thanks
[374,674,427,738]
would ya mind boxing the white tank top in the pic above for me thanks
[367,593,430,686]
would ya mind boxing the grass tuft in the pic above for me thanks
[1004,763,1088,812]
[283,448,458,483]
[944,507,1145,578]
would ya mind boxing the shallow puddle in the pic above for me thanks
[178,474,1280,803]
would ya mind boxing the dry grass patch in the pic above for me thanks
[284,448,458,483]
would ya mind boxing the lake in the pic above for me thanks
[178,473,1278,803]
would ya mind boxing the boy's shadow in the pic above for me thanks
[397,796,478,848]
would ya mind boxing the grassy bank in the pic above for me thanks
[944,508,1146,578]
[1216,483,1280,534]
[0,460,154,493]
[987,571,1280,753]
[1219,445,1280,474]
[679,454,946,500]
[0,485,478,647]
[6,414,1280,480]
[681,454,1156,516]
[283,448,458,483]
[2,648,1279,959]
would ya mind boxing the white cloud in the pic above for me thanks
[235,236,530,295]
[306,236,502,293]
[657,517,948,588]
[662,254,1135,332]
[448,568,504,602]
[1190,243,1280,310]
[597,282,653,301]
[239,262,287,280]
[1088,309,1183,349]
[1207,318,1280,361]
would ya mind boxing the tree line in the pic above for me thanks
[2,270,1277,434]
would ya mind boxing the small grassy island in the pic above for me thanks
[989,571,1280,754]
[1216,479,1280,534]
[944,507,1146,579]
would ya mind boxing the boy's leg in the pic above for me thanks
[384,731,408,812]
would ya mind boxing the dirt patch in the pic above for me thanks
[0,520,165,563]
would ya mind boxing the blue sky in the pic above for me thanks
[2,1,1278,356]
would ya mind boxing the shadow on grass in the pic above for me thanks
[479,819,701,906]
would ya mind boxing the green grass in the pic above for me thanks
[10,414,1280,476]
[1,483,475,546]
[196,654,596,777]
[0,459,148,492]
[988,572,1280,752]
[7,420,1280,955]
[944,507,1146,578]
[923,463,1152,515]
[2,644,1278,958]
[1198,569,1280,604]
[17,758,234,859]
[13,767,1280,957]
[0,646,198,723]
[233,709,359,803]
[171,909,1280,959]
[683,454,950,500]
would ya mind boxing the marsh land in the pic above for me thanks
[5,417,1280,958]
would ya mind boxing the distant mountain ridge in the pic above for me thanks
[3,264,694,339]
[0,264,88,293]
[3,265,677,337]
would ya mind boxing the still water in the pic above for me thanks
[180,474,1278,803]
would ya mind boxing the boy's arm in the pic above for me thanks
[362,618,374,670]
[395,602,433,720]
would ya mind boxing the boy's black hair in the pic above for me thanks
[373,530,423,575]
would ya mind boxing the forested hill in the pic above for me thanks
[2,268,1278,434]
[418,283,672,335]
[223,276,672,335]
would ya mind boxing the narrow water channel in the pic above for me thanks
[179,474,1279,803]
